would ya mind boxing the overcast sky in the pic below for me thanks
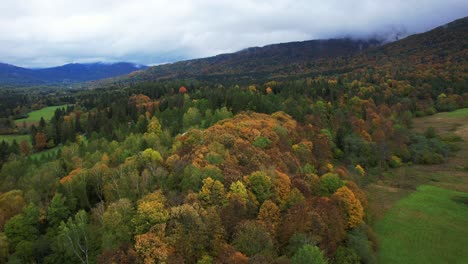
[0,0,467,68]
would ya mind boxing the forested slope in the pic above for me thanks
[0,17,466,264]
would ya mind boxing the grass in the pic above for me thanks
[438,108,468,118]
[0,134,30,144]
[375,185,468,264]
[15,105,68,125]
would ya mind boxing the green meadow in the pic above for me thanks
[375,185,468,264]
[15,105,68,124]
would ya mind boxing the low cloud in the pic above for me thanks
[0,0,467,67]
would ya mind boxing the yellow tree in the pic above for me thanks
[199,177,225,207]
[331,186,364,228]
[132,191,169,234]
[146,117,162,137]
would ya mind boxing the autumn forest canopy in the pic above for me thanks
[0,16,467,264]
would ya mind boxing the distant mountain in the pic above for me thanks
[96,16,466,87]
[108,38,382,83]
[0,62,147,86]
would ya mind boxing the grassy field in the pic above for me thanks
[369,108,468,263]
[438,108,468,118]
[375,185,468,263]
[0,134,30,144]
[15,105,68,125]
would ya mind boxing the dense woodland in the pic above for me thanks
[0,17,466,264]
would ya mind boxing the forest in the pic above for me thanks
[0,17,466,264]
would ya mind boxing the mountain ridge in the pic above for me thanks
[96,16,466,87]
[0,62,148,86]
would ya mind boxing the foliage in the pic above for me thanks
[132,191,169,234]
[291,244,328,264]
[247,171,272,204]
[320,173,345,197]
[233,221,275,257]
[58,210,92,264]
[253,136,272,149]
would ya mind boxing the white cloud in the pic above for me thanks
[0,0,466,67]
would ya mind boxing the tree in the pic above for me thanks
[247,171,272,204]
[331,187,364,229]
[135,230,171,264]
[58,210,91,264]
[34,132,47,150]
[179,86,188,93]
[132,191,169,234]
[332,246,360,264]
[19,140,31,156]
[233,220,275,257]
[0,190,26,230]
[291,244,328,264]
[257,200,280,236]
[146,116,162,137]
[228,181,248,203]
[319,173,345,197]
[47,193,71,228]
[0,233,8,263]
[183,107,202,130]
[4,203,39,248]
[274,170,291,202]
[199,177,225,207]
[102,199,135,250]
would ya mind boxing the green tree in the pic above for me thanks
[319,173,345,197]
[228,181,248,203]
[199,177,225,207]
[147,116,162,137]
[102,199,135,250]
[233,220,275,257]
[183,107,202,130]
[291,244,328,264]
[58,210,91,264]
[0,233,8,263]
[47,193,71,228]
[4,203,40,248]
[332,246,360,264]
[248,171,272,204]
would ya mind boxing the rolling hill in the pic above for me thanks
[0,62,147,86]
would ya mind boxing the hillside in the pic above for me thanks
[103,38,381,84]
[100,16,467,86]
[0,62,147,86]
